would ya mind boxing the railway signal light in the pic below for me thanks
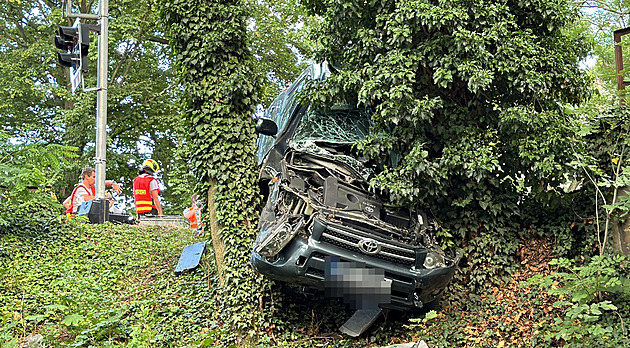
[55,23,90,73]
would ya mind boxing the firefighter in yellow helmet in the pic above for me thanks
[133,159,163,217]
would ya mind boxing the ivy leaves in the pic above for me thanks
[160,0,271,341]
[161,0,261,205]
[305,0,594,290]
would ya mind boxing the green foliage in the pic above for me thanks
[246,0,319,104]
[525,254,630,346]
[0,193,68,236]
[0,0,317,213]
[303,0,594,290]
[0,200,216,347]
[530,256,629,305]
[585,0,630,102]
[160,0,272,342]
[0,3,65,143]
[0,203,421,347]
[0,131,77,202]
[0,0,191,212]
[58,0,190,212]
[0,312,19,348]
[570,105,630,255]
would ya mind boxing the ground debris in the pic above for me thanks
[446,238,558,347]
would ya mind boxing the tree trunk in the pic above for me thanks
[207,178,226,281]
[612,187,630,255]
[612,221,630,255]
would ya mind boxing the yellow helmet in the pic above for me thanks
[142,159,160,173]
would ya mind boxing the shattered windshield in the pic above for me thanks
[293,107,373,144]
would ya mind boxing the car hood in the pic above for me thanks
[289,139,374,182]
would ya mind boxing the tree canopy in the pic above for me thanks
[0,0,312,212]
[303,0,594,288]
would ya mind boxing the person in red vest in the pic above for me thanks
[133,159,163,217]
[64,167,121,215]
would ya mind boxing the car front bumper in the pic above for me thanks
[251,232,457,311]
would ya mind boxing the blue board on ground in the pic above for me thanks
[174,241,206,274]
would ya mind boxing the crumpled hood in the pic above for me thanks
[289,140,374,182]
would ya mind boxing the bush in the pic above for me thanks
[525,254,630,346]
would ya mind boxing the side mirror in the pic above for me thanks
[255,117,278,137]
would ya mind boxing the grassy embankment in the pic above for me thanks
[1,219,563,347]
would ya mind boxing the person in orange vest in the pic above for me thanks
[133,159,163,217]
[183,194,203,235]
[64,167,121,215]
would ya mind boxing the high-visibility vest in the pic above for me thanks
[65,184,95,215]
[184,207,200,229]
[133,174,159,214]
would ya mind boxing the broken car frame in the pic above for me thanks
[251,62,460,336]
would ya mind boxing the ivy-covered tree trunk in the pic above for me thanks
[161,0,273,340]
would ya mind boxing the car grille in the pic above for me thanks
[305,267,325,280]
[319,224,416,266]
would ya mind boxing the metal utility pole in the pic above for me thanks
[95,0,108,201]
[63,0,109,223]
[614,27,630,105]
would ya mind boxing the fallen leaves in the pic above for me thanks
[450,238,558,347]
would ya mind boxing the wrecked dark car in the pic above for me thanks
[251,62,459,336]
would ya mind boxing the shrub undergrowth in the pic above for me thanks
[0,197,422,347]
[0,196,213,347]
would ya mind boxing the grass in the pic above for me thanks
[1,221,212,347]
[3,218,628,347]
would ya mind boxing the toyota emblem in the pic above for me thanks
[358,238,381,255]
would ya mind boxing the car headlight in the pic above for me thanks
[254,218,303,258]
[423,251,445,269]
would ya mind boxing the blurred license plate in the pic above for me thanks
[324,258,391,310]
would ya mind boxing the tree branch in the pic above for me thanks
[14,21,28,43]
[144,82,178,105]
[147,36,169,45]
[120,48,139,83]
[112,11,152,84]
[0,34,19,49]
[111,40,137,83]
